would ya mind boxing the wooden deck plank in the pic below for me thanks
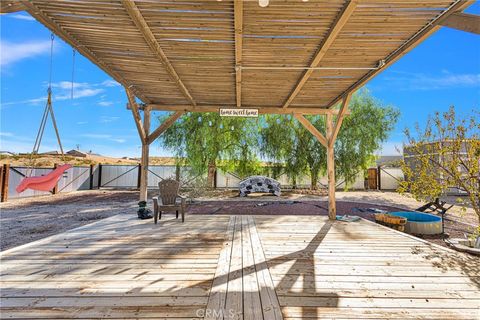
[224,215,244,320]
[242,215,263,320]
[204,216,236,320]
[249,216,283,320]
[1,214,479,320]
[253,215,480,320]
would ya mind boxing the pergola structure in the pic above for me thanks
[4,0,478,219]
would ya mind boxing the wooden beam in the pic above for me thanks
[148,104,350,116]
[147,111,184,145]
[329,93,352,148]
[20,1,150,104]
[294,114,328,148]
[440,12,480,35]
[125,87,146,144]
[139,107,150,202]
[234,0,243,107]
[282,0,357,109]
[122,0,196,106]
[1,0,24,13]
[326,114,336,220]
[327,0,475,108]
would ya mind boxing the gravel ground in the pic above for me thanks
[1,189,477,252]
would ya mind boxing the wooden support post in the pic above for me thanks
[139,107,150,202]
[97,164,102,189]
[52,164,59,194]
[1,164,10,202]
[326,114,336,220]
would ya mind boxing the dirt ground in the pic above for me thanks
[0,189,477,252]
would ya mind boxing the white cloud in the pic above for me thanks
[1,78,120,109]
[82,134,112,139]
[81,133,126,144]
[383,71,480,91]
[98,101,113,107]
[101,79,120,87]
[57,88,104,100]
[0,132,14,137]
[99,116,119,123]
[76,121,88,125]
[9,14,35,21]
[0,40,52,66]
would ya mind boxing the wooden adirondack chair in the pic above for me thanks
[152,179,186,224]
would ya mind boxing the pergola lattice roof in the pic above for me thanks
[14,0,473,113]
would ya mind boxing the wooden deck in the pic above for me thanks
[1,214,479,319]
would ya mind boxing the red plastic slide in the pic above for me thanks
[16,164,72,193]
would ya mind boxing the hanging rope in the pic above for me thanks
[27,33,66,176]
[48,33,54,89]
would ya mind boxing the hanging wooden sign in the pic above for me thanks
[219,108,259,117]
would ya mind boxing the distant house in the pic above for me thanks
[66,149,88,157]
[403,140,472,195]
[0,151,15,156]
[376,155,402,168]
[39,150,60,155]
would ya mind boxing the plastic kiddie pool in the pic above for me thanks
[389,211,442,235]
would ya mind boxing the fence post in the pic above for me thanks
[89,164,95,190]
[175,164,180,182]
[0,165,4,202]
[97,164,102,189]
[52,164,59,194]
[137,164,142,189]
[1,164,10,202]
[377,166,382,191]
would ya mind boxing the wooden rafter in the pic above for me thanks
[282,0,358,109]
[234,0,243,107]
[125,87,146,144]
[1,0,24,13]
[147,111,184,145]
[148,104,350,116]
[327,0,475,108]
[294,114,328,148]
[122,0,196,107]
[20,1,150,104]
[329,93,352,148]
[440,12,480,35]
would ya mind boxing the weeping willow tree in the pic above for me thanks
[260,90,399,189]
[260,115,324,189]
[159,112,260,188]
[336,91,400,186]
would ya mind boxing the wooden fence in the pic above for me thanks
[0,164,404,202]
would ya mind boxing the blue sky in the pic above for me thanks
[1,4,479,157]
